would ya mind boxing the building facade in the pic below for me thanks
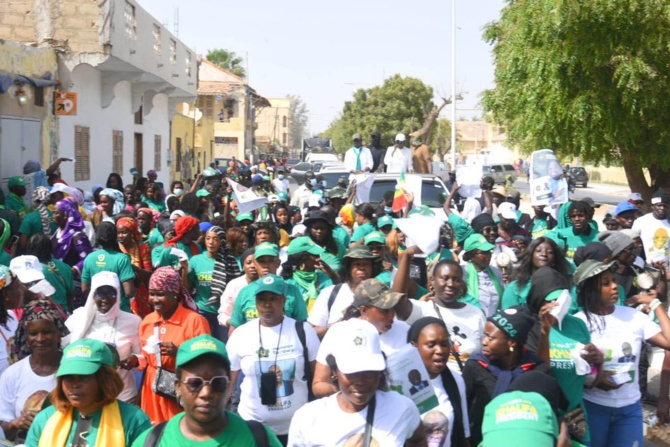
[255,97,291,155]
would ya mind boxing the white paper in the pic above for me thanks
[570,342,591,376]
[385,345,439,414]
[394,214,443,256]
[550,289,572,330]
[455,165,482,198]
[144,334,161,355]
[353,173,376,204]
[226,178,269,215]
[404,174,423,207]
[170,247,189,262]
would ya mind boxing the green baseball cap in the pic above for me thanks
[573,260,615,285]
[343,245,377,260]
[196,189,211,198]
[262,175,271,181]
[236,212,254,222]
[352,133,362,141]
[287,236,325,256]
[376,215,396,229]
[364,231,386,245]
[176,334,229,367]
[255,242,279,258]
[57,339,114,377]
[545,289,567,302]
[277,191,289,202]
[407,205,435,217]
[255,274,287,296]
[481,391,558,446]
[8,176,27,188]
[464,233,495,253]
[353,278,405,310]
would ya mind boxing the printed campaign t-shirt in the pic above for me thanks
[18,209,57,237]
[131,411,283,447]
[551,227,599,260]
[227,317,320,436]
[188,254,217,314]
[575,306,661,408]
[632,213,670,263]
[81,249,135,312]
[426,365,471,447]
[229,280,308,328]
[287,390,421,446]
[0,356,56,422]
[549,314,591,412]
[42,259,75,313]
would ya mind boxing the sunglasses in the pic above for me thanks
[95,290,117,300]
[181,375,229,394]
[482,226,498,233]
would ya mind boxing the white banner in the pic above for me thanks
[225,178,269,215]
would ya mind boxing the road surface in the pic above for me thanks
[513,178,631,207]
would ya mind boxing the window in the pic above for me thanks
[282,133,287,145]
[112,130,123,174]
[214,137,238,145]
[34,87,44,107]
[170,39,177,64]
[154,135,161,171]
[153,24,161,54]
[135,105,143,124]
[185,51,191,77]
[199,97,213,118]
[176,137,182,172]
[282,116,287,128]
[74,126,90,181]
[124,1,137,39]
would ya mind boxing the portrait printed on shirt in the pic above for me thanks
[649,227,670,263]
[423,410,450,447]
[343,434,380,447]
[601,340,636,384]
[255,358,296,398]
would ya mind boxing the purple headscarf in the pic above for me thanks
[53,198,85,260]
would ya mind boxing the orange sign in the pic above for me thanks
[54,91,77,116]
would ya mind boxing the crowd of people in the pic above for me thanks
[0,148,668,446]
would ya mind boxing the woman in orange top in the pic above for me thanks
[120,267,209,425]
[116,217,153,317]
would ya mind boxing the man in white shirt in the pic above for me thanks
[632,188,670,265]
[272,167,290,195]
[343,133,373,176]
[384,133,414,173]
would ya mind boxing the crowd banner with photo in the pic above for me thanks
[385,345,439,413]
[529,149,568,206]
[225,177,269,214]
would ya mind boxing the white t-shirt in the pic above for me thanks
[218,274,252,326]
[632,213,670,263]
[288,390,421,446]
[406,300,486,369]
[575,306,661,407]
[227,317,320,435]
[317,319,410,364]
[272,178,290,193]
[344,147,374,173]
[308,283,354,327]
[0,313,19,376]
[425,365,471,447]
[384,146,414,173]
[0,356,57,421]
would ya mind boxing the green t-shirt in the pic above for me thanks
[27,400,152,447]
[151,242,202,269]
[131,411,282,447]
[0,251,10,267]
[42,259,75,313]
[147,227,165,248]
[229,279,309,328]
[188,254,217,314]
[351,221,375,243]
[143,197,166,213]
[19,209,57,236]
[81,249,135,312]
[319,238,347,273]
[502,279,581,314]
[532,217,550,239]
[548,227,600,260]
[5,193,28,216]
[333,224,351,248]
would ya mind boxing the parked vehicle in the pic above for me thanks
[431,161,451,183]
[317,170,349,191]
[568,166,589,188]
[482,164,517,185]
[289,162,323,184]
[285,158,301,170]
[306,152,339,163]
[366,173,450,220]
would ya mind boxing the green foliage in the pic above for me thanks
[321,75,435,152]
[206,49,246,78]
[287,94,309,149]
[482,0,670,173]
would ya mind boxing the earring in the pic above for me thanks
[509,346,514,353]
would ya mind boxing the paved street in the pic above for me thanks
[513,178,631,206]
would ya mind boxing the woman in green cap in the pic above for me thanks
[132,334,282,446]
[280,236,337,313]
[461,233,505,318]
[26,338,152,447]
[303,210,347,273]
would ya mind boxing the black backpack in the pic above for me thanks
[143,418,269,446]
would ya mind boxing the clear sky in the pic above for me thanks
[138,0,506,134]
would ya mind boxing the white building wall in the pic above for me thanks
[58,64,170,191]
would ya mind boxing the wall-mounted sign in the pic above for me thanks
[54,91,77,116]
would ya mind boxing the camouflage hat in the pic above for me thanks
[353,278,405,310]
[329,186,348,200]
[343,245,377,260]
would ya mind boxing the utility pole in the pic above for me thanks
[450,0,457,169]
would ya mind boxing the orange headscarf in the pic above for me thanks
[116,217,141,243]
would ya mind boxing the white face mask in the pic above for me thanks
[310,179,317,186]
[173,188,183,197]
[278,174,285,180]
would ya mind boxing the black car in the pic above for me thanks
[568,166,589,187]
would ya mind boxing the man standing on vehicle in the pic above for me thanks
[343,133,373,178]
[369,131,386,172]
[384,133,414,173]
[410,131,432,174]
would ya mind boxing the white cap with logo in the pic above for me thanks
[330,319,385,374]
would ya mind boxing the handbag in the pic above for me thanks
[563,406,586,441]
[151,324,177,400]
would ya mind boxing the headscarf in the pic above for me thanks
[33,187,52,236]
[148,267,196,311]
[137,207,158,232]
[67,271,121,342]
[99,188,125,215]
[407,317,467,447]
[0,218,10,253]
[166,216,200,255]
[208,226,242,308]
[23,160,42,174]
[53,199,85,261]
[116,217,141,243]
[11,299,68,362]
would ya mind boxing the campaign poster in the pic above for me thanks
[386,345,439,414]
[530,149,568,206]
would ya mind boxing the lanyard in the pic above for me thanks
[258,319,284,372]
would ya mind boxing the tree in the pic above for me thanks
[287,95,309,149]
[481,0,670,198]
[206,49,246,78]
[321,75,436,152]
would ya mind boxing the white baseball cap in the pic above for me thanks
[9,255,45,284]
[395,133,406,142]
[498,202,518,220]
[268,194,279,203]
[329,319,385,374]
[628,193,643,202]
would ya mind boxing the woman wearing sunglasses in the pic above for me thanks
[26,339,151,446]
[132,335,282,446]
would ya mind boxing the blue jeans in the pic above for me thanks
[584,399,643,447]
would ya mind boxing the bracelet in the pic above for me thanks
[649,299,662,313]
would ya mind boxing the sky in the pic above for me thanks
[138,0,506,134]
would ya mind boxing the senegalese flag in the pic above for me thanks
[392,171,407,212]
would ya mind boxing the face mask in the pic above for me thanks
[384,206,393,213]
[322,180,328,187]
[310,179,317,186]
[173,188,183,197]
[278,174,285,180]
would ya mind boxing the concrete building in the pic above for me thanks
[0,0,197,191]
[255,97,291,154]
[196,59,269,163]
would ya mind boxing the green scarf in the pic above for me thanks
[293,270,319,302]
[466,262,504,308]
[0,218,9,251]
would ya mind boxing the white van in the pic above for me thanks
[305,153,339,163]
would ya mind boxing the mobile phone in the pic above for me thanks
[259,372,278,405]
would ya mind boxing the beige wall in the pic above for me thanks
[255,97,290,151]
